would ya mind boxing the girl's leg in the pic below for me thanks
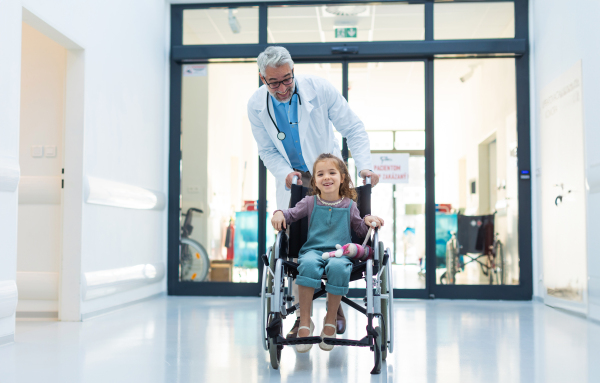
[323,294,341,336]
[298,285,315,337]
[323,257,352,336]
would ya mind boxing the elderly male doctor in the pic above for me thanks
[248,46,379,339]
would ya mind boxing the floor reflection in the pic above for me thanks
[0,296,598,383]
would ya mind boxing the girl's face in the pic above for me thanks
[314,160,344,196]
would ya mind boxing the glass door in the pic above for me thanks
[267,60,427,299]
[430,58,522,299]
[346,61,427,298]
[178,61,264,295]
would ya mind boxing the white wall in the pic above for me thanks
[0,0,23,341]
[530,0,600,321]
[0,0,170,332]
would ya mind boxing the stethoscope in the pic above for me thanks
[266,85,302,141]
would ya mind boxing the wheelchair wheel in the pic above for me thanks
[445,236,458,285]
[180,238,209,282]
[371,326,382,375]
[261,247,275,351]
[268,316,282,370]
[496,240,504,285]
[379,243,389,361]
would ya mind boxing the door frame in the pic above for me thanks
[167,0,533,300]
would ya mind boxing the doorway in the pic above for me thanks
[168,2,533,300]
[16,22,66,320]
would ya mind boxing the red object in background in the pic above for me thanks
[243,200,257,211]
[436,204,452,213]
[225,220,235,260]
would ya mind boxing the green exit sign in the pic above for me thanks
[335,27,357,38]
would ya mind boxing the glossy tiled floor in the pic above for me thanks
[1,296,599,383]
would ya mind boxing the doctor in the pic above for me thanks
[248,46,379,339]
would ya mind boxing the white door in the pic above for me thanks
[540,61,587,313]
[16,23,66,319]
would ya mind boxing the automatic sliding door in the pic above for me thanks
[433,58,519,290]
[347,61,427,296]
[179,62,265,293]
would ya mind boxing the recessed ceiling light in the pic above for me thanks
[325,5,368,17]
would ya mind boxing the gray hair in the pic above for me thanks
[257,46,294,77]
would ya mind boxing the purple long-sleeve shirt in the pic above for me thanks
[276,195,370,238]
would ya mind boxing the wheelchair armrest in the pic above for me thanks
[273,231,289,260]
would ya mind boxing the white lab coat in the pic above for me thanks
[248,74,373,210]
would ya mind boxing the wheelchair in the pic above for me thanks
[260,178,395,375]
[441,214,504,285]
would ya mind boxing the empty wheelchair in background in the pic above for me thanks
[180,207,210,282]
[442,214,504,285]
[260,177,395,374]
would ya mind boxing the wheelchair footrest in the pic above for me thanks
[275,335,322,346]
[322,336,370,347]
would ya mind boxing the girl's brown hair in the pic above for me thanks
[310,153,357,201]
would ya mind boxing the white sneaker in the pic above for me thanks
[295,320,315,353]
[319,322,337,351]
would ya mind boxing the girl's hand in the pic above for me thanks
[271,211,287,231]
[365,215,384,228]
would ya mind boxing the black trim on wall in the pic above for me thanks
[516,54,533,298]
[167,60,182,295]
[172,40,527,62]
[424,58,436,299]
[342,60,349,163]
[425,1,434,41]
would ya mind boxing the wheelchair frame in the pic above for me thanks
[260,227,395,375]
[442,214,505,285]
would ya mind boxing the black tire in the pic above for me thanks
[264,248,275,348]
[379,242,389,361]
[268,335,281,370]
[371,326,382,374]
[267,243,280,369]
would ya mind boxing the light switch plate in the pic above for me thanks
[31,145,43,158]
[45,145,57,157]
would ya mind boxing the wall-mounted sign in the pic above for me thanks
[183,65,207,77]
[371,153,409,184]
[335,27,357,38]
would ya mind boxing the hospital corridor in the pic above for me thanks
[1,0,600,382]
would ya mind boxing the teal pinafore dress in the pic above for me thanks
[295,196,354,296]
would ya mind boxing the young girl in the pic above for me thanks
[271,153,384,353]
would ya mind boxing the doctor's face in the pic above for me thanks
[261,64,295,103]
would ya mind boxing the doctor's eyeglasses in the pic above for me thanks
[263,74,294,89]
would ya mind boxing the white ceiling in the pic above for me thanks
[182,2,514,45]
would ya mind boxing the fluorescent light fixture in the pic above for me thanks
[229,9,241,34]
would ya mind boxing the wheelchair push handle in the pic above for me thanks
[365,176,371,185]
[292,175,299,185]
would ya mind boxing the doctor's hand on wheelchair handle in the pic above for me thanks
[271,210,287,231]
[286,172,303,188]
[360,170,379,187]
[364,215,384,228]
